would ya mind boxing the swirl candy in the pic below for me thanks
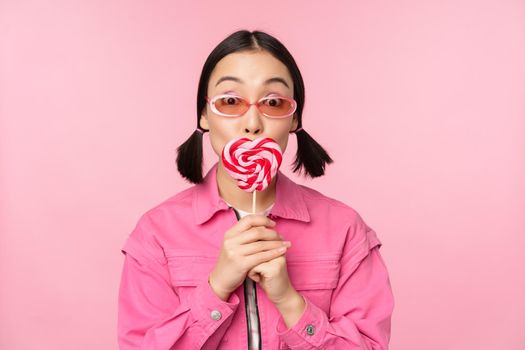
[221,137,283,193]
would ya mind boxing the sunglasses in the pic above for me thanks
[205,93,297,118]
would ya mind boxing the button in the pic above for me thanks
[305,324,315,335]
[210,310,222,321]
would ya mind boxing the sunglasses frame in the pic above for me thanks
[205,93,297,118]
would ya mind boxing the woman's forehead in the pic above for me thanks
[209,51,293,91]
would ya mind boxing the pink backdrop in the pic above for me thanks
[1,1,524,349]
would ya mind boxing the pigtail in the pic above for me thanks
[292,128,334,178]
[176,129,205,184]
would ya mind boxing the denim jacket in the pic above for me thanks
[118,161,394,349]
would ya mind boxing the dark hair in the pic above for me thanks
[176,29,333,184]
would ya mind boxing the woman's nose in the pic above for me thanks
[243,104,263,135]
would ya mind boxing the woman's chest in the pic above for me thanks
[164,247,341,349]
[161,210,345,348]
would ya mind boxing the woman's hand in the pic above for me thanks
[247,252,295,305]
[247,255,293,302]
[248,254,307,328]
[208,214,291,301]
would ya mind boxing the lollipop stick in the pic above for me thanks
[252,190,256,214]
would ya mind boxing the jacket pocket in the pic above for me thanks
[164,249,216,303]
[279,254,341,349]
[287,252,341,288]
[286,253,341,314]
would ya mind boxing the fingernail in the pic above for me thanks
[282,241,291,247]
[278,247,287,253]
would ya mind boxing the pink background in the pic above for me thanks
[1,1,524,349]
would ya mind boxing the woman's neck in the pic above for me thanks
[216,159,277,213]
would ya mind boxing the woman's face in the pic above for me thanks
[200,50,299,158]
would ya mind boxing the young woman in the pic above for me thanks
[118,29,394,350]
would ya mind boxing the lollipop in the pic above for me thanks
[222,137,283,213]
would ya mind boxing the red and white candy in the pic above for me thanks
[221,137,283,193]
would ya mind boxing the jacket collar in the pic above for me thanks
[193,162,310,225]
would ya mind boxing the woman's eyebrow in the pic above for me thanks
[215,76,289,88]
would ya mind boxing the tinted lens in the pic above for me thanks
[212,95,295,117]
[214,95,248,116]
[259,96,294,117]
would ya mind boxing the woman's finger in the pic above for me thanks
[239,240,291,256]
[244,245,289,270]
[228,214,276,237]
[232,226,282,245]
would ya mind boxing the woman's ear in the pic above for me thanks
[291,114,299,131]
[199,112,209,130]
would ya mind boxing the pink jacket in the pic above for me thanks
[118,162,394,349]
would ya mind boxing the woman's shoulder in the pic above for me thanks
[122,185,199,259]
[289,181,383,263]
[297,182,361,220]
[139,185,197,220]
[296,182,380,239]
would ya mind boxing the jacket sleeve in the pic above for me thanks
[275,213,395,349]
[117,214,240,349]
